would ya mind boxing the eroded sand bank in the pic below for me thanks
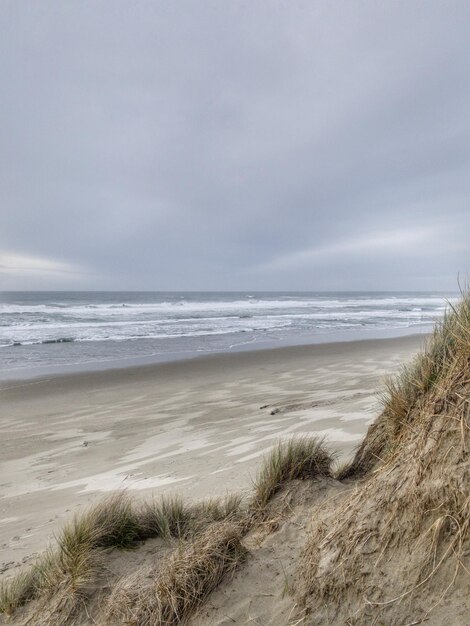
[0,335,424,576]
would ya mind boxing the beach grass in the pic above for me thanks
[106,522,246,626]
[0,436,330,621]
[338,292,470,479]
[251,436,333,510]
[0,493,139,617]
[139,495,192,540]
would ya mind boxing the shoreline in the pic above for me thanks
[0,323,434,383]
[0,330,429,389]
[0,333,425,577]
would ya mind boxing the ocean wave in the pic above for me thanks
[41,337,75,344]
[0,318,436,349]
[5,337,76,347]
[0,295,455,317]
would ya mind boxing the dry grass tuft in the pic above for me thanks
[139,493,243,540]
[139,495,192,540]
[252,436,333,510]
[332,459,353,481]
[0,493,138,617]
[0,569,38,615]
[0,491,245,620]
[189,494,244,531]
[106,522,246,625]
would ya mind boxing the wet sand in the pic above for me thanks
[0,334,424,576]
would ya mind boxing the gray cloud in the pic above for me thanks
[1,1,469,291]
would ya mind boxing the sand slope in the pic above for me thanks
[190,479,347,626]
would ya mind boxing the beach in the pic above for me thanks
[0,334,424,578]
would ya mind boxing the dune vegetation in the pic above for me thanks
[0,436,333,625]
[299,292,470,624]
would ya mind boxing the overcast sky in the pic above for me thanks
[1,1,469,291]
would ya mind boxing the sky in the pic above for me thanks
[1,1,469,292]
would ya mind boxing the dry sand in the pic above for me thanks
[0,335,424,578]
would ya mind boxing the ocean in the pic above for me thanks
[0,291,456,379]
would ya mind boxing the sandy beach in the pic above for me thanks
[0,334,424,578]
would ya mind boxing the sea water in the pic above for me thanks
[0,291,455,379]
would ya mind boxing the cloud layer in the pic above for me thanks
[1,1,469,290]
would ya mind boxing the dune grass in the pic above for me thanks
[139,493,243,540]
[0,491,243,617]
[189,493,243,530]
[299,292,470,624]
[338,292,470,479]
[106,438,331,624]
[332,459,353,481]
[139,495,191,540]
[0,493,139,617]
[252,436,333,510]
[106,522,246,626]
[0,568,40,615]
[0,435,331,622]
[379,293,470,438]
